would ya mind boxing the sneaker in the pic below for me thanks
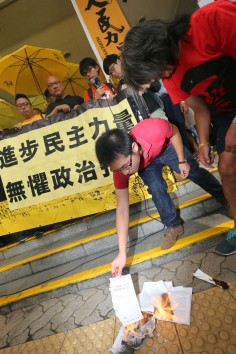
[161,225,184,249]
[215,228,236,255]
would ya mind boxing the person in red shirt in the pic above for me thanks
[95,119,225,276]
[121,0,236,256]
[79,57,117,101]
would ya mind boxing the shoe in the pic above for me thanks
[161,225,184,249]
[215,228,236,255]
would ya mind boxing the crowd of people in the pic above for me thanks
[95,0,236,276]
[2,1,235,273]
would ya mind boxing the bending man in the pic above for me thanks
[95,119,225,276]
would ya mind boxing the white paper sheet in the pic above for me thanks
[138,281,192,325]
[193,268,216,285]
[109,274,143,326]
[139,281,168,313]
[110,325,125,353]
[169,288,192,325]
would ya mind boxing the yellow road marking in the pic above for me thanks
[0,220,233,307]
[0,193,212,273]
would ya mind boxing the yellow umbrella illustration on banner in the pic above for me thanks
[0,45,70,96]
[0,99,23,129]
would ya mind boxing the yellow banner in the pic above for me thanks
[0,100,136,210]
[0,99,176,235]
[71,0,130,63]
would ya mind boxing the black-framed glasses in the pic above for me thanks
[16,102,31,109]
[82,66,94,76]
[110,154,133,172]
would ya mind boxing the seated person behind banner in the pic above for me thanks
[95,118,226,277]
[15,94,45,128]
[103,54,168,119]
[45,76,84,117]
[79,57,116,101]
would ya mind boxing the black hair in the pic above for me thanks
[95,128,134,167]
[103,54,120,75]
[79,57,99,76]
[122,15,191,90]
[15,93,30,103]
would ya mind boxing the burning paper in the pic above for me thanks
[109,274,143,326]
[111,279,192,352]
[140,281,192,325]
[164,287,192,325]
[139,280,168,313]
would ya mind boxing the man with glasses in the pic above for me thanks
[15,93,44,128]
[95,118,226,277]
[79,57,116,101]
[103,54,124,90]
[45,75,84,116]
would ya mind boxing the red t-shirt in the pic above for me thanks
[163,0,236,112]
[113,118,173,189]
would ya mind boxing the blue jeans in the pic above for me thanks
[139,144,224,228]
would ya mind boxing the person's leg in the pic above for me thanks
[161,145,225,201]
[183,148,225,200]
[218,151,236,222]
[139,147,184,250]
[214,112,236,255]
[139,157,181,228]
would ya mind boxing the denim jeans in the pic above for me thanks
[139,144,224,228]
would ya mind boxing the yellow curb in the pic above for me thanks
[0,220,233,308]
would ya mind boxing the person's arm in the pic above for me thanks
[112,187,130,277]
[170,124,190,179]
[185,95,214,167]
[46,104,71,117]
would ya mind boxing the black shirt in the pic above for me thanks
[46,95,84,115]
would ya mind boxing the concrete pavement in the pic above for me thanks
[0,245,235,352]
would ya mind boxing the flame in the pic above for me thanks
[152,292,177,321]
[123,322,141,341]
[122,312,153,341]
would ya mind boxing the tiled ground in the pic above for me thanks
[0,247,235,353]
[0,282,235,353]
